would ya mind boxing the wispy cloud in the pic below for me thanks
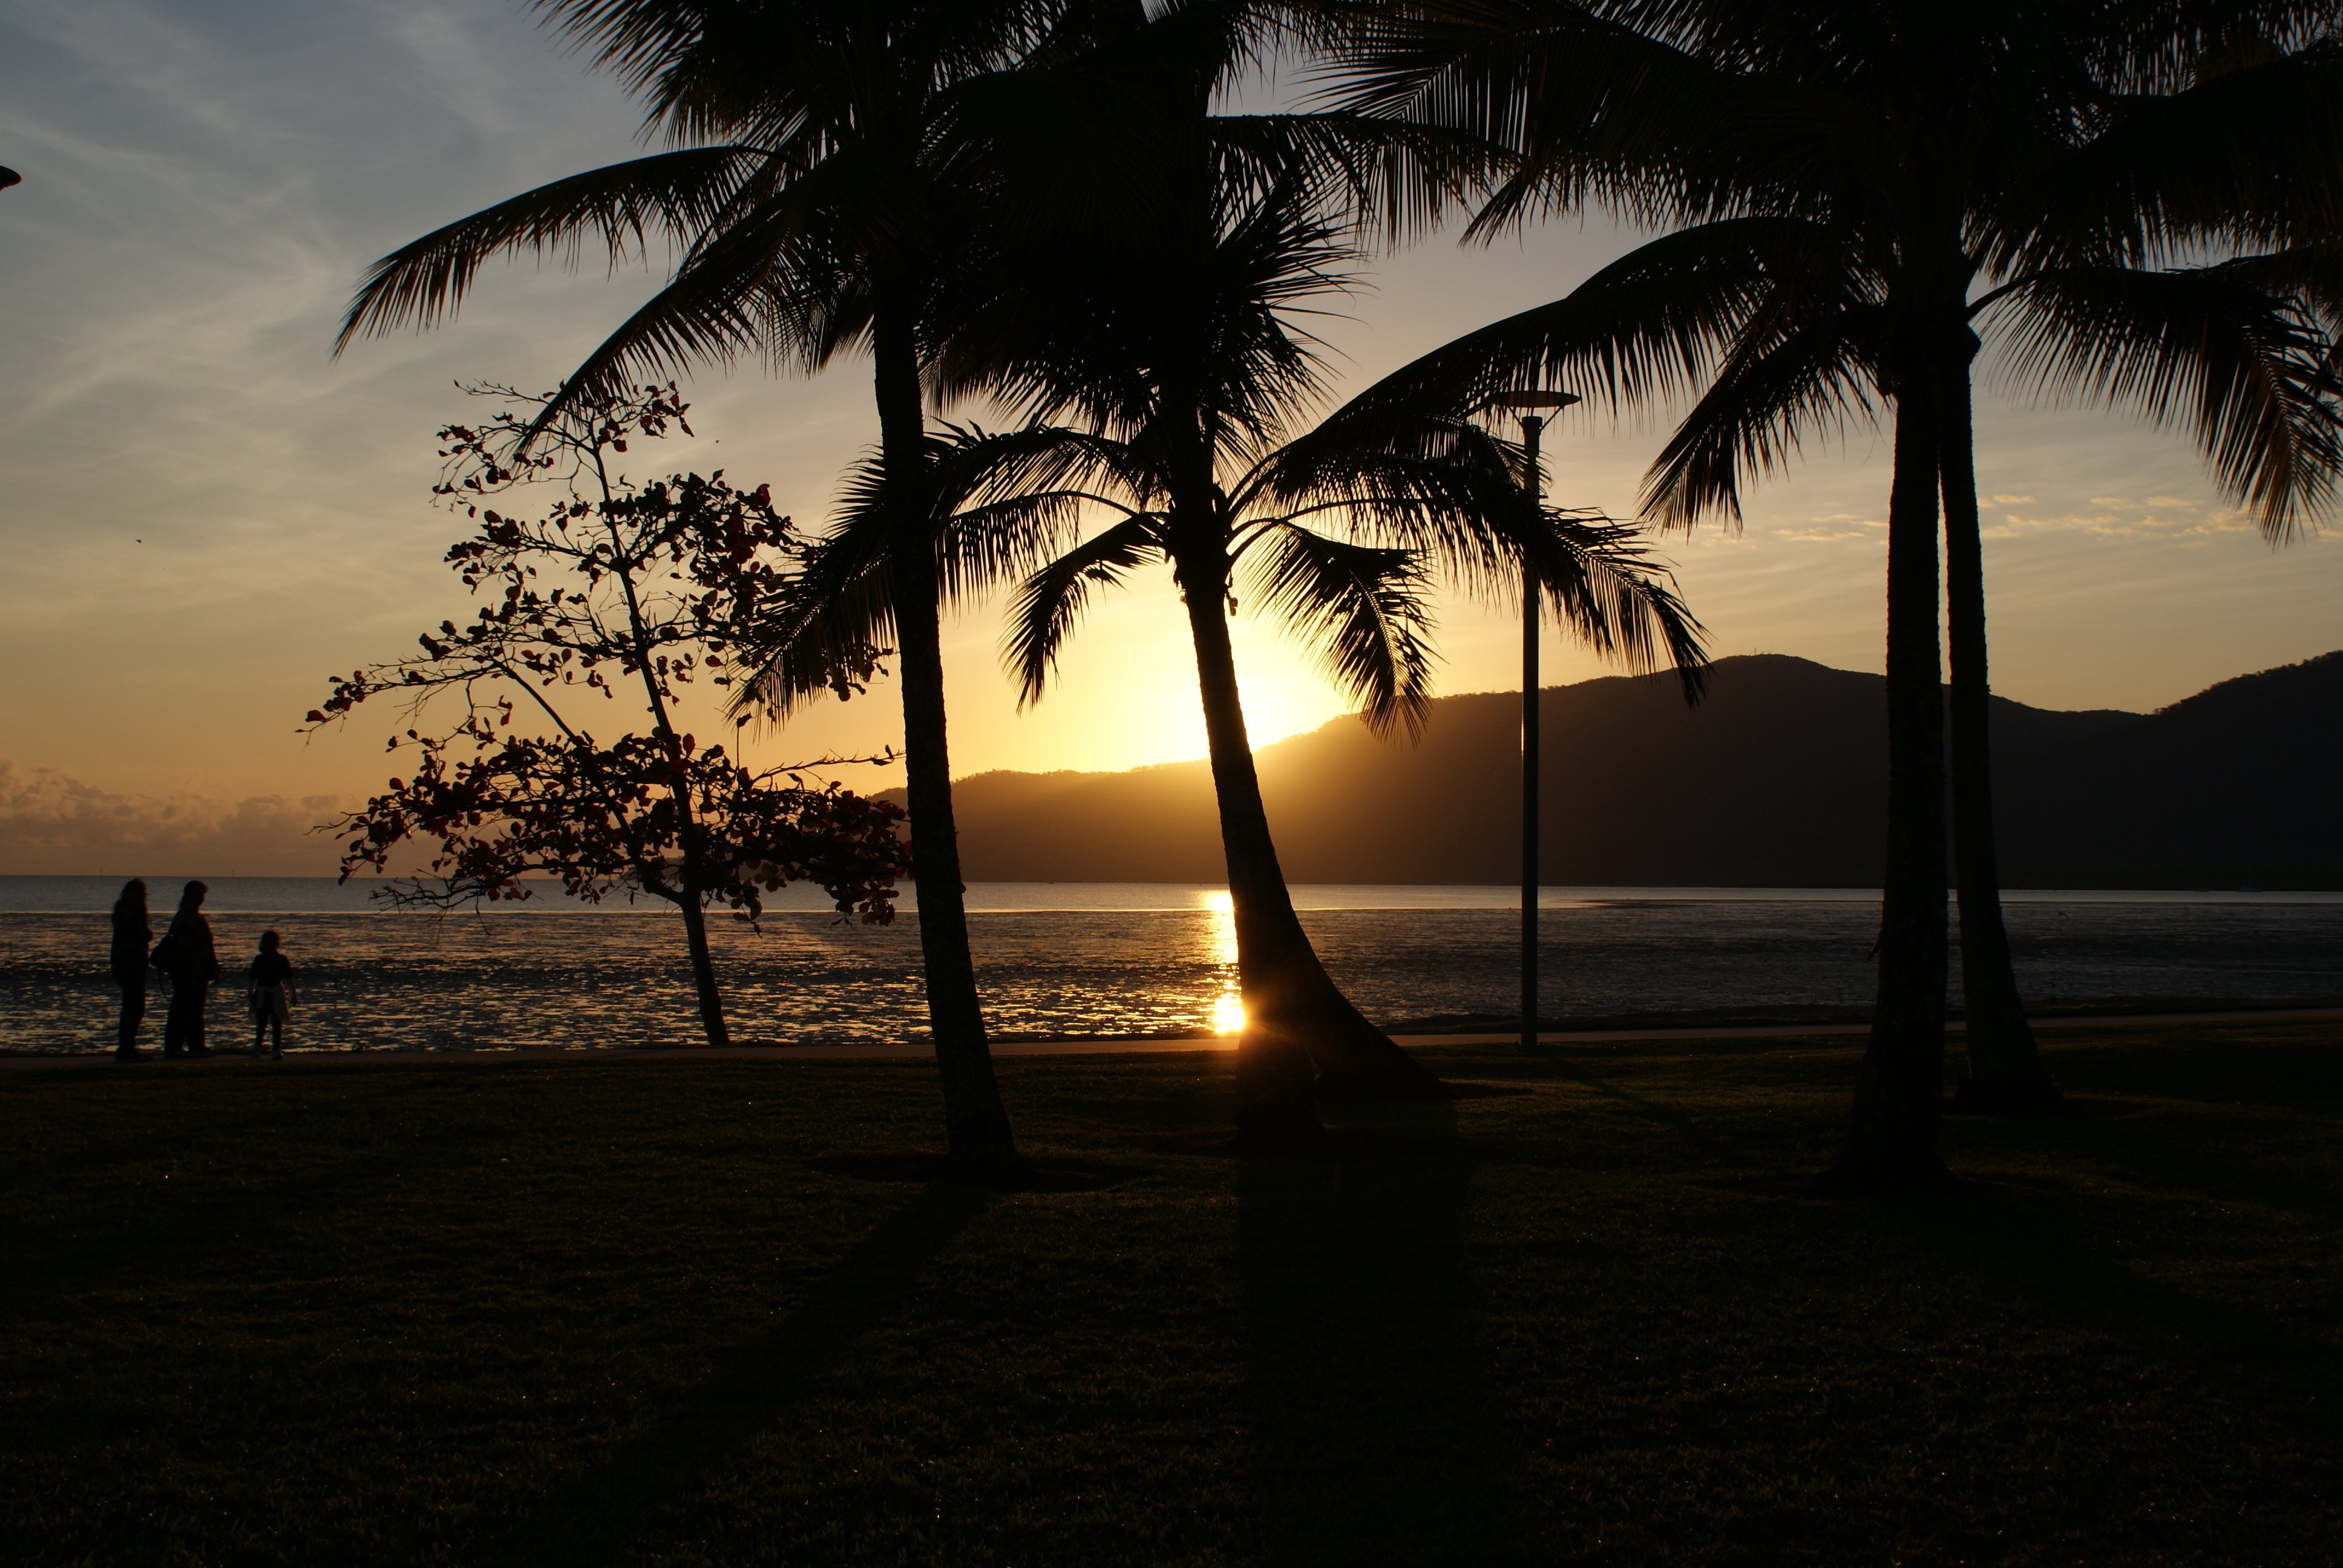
[1982,495,2262,541]
[1766,512,1884,544]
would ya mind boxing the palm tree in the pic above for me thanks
[752,410,1703,1141]
[331,0,1098,1167]
[744,1,1708,1142]
[1325,0,2343,1185]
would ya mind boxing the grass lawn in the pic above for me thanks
[3,1022,2338,1566]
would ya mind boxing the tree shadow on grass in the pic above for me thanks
[488,1179,992,1566]
[2051,1114,2343,1228]
[808,1153,1141,1192]
[1133,1126,1418,1159]
[1714,1158,2343,1415]
[1904,1183,2343,1427]
[1236,1099,1532,1568]
[1527,1048,1716,1144]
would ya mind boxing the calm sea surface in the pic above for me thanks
[2,877,2337,1054]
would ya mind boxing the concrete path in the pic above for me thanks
[6,1006,2336,1068]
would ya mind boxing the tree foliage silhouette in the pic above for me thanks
[307,385,908,1051]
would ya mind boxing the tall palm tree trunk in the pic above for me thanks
[1832,380,1950,1189]
[872,293,1018,1167]
[1940,359,2065,1115]
[1176,550,1443,1137]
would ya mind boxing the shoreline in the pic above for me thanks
[7,1002,2336,1067]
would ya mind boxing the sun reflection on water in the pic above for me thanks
[1201,889,1243,1033]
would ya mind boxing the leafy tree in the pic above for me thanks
[331,0,1096,1165]
[1326,0,2343,1184]
[306,385,907,1050]
[744,0,1707,1142]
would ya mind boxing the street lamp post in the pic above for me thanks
[1491,390,1579,1052]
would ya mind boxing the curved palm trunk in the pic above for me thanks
[872,294,1018,1167]
[1830,382,1950,1190]
[1940,362,2065,1115]
[1176,554,1444,1142]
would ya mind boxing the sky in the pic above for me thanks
[1,0,2336,876]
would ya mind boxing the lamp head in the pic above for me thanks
[0,168,21,195]
[1489,390,1578,412]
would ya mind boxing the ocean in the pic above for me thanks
[3,877,2338,1054]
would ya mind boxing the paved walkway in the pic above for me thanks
[6,1007,2336,1068]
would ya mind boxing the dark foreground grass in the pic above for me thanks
[3,1024,2339,1567]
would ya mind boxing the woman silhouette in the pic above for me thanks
[154,881,220,1058]
[108,879,151,1059]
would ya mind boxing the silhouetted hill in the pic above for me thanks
[906,652,2343,887]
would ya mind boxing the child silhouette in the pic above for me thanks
[247,932,297,1060]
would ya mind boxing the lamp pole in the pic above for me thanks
[1491,391,1578,1052]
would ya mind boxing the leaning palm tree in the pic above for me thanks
[1326,0,2343,1186]
[332,0,1097,1167]
[751,405,1704,1140]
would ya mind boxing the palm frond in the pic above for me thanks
[1991,263,2343,541]
[1639,302,1878,529]
[522,211,835,442]
[835,423,1155,604]
[733,500,897,724]
[334,147,763,354]
[1003,514,1164,707]
[537,0,1057,145]
[1332,217,1844,437]
[1524,511,1711,704]
[1997,44,2343,270]
[1314,0,1831,237]
[1238,411,1538,599]
[1210,109,1498,245]
[2211,244,2343,373]
[1242,520,1439,740]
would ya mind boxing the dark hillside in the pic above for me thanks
[913,652,2341,887]
[1993,650,2343,887]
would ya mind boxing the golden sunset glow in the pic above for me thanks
[1,1,2336,882]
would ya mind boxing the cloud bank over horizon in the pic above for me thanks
[0,759,347,877]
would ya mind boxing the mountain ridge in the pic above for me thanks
[888,652,2342,888]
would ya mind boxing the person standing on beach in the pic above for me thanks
[152,881,220,1058]
[246,931,295,1060]
[108,879,151,1060]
